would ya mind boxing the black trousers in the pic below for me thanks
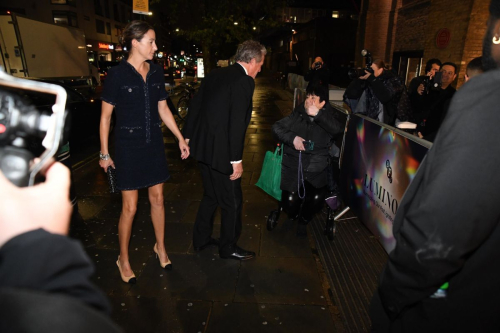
[281,181,327,222]
[193,162,242,255]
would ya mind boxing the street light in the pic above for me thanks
[176,28,179,32]
[234,22,238,25]
[253,27,256,30]
[148,12,153,16]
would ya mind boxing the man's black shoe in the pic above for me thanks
[219,246,255,261]
[194,238,220,252]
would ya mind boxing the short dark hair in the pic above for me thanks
[441,62,458,73]
[425,58,442,73]
[120,20,154,58]
[466,57,483,72]
[306,84,328,103]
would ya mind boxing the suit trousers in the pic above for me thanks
[193,162,242,255]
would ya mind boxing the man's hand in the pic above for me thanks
[230,162,243,181]
[427,71,435,80]
[0,162,72,247]
[417,84,425,95]
[293,136,306,151]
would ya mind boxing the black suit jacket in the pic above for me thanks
[184,64,255,174]
[374,69,500,331]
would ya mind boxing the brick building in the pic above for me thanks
[355,0,489,88]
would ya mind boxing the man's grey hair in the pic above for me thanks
[235,40,267,63]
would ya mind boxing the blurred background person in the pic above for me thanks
[99,21,189,284]
[304,56,330,90]
[465,56,484,82]
[344,59,405,126]
[414,62,457,142]
[408,58,442,101]
[272,85,343,238]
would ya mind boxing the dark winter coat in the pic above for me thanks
[272,102,343,192]
[370,68,500,332]
[344,69,405,126]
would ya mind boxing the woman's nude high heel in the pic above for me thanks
[153,243,172,270]
[116,256,136,284]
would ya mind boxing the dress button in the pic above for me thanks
[128,88,132,92]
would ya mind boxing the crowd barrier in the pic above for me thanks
[293,88,432,253]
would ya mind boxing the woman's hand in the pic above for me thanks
[178,139,190,160]
[99,157,115,172]
[359,70,372,80]
[293,136,306,151]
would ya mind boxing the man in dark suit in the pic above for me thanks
[183,40,266,260]
[370,1,500,331]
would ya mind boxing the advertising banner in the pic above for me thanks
[133,0,149,15]
[339,115,430,253]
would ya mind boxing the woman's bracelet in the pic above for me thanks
[99,152,110,160]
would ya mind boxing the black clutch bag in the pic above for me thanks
[107,166,119,194]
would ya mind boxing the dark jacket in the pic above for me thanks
[371,69,500,332]
[304,66,330,89]
[0,229,121,332]
[344,69,404,126]
[413,85,456,142]
[183,64,255,175]
[272,102,343,192]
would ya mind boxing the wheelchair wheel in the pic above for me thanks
[267,209,280,231]
[324,218,336,241]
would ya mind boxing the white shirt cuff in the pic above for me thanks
[230,160,242,164]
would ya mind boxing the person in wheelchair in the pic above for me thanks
[272,84,343,238]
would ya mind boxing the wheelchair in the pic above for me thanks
[266,155,342,241]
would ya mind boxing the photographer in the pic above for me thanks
[413,62,457,142]
[272,84,343,238]
[344,59,405,126]
[408,58,442,101]
[0,164,122,332]
[304,56,330,89]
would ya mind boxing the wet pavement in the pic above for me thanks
[69,73,386,332]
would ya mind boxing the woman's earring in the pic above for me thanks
[493,35,500,45]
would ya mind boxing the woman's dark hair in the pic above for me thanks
[120,20,154,58]
[372,59,386,70]
[425,58,442,73]
[306,84,328,103]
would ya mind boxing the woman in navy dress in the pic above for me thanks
[99,21,189,283]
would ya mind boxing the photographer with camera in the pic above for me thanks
[304,56,330,89]
[272,84,343,238]
[413,62,457,142]
[0,163,122,332]
[344,57,406,126]
[408,58,442,100]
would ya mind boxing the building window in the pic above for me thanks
[94,0,103,16]
[51,0,76,6]
[104,0,110,18]
[96,19,105,34]
[53,11,78,27]
[113,4,120,22]
[106,22,111,35]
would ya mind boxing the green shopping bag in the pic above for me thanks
[255,145,283,201]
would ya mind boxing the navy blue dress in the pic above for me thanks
[101,60,170,190]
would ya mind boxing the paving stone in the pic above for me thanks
[234,257,327,305]
[206,302,335,333]
[127,254,239,302]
